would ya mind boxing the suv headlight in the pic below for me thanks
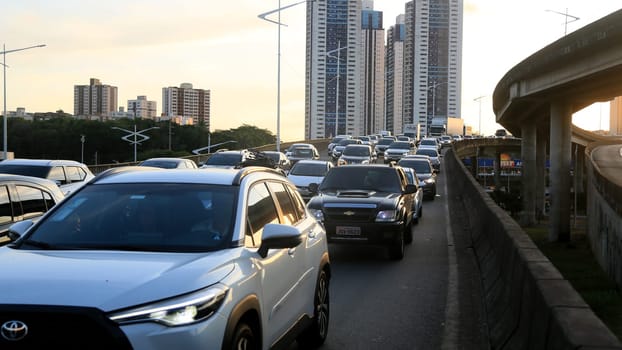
[309,208,324,222]
[109,285,228,327]
[376,210,397,222]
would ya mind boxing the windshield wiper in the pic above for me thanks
[20,239,58,250]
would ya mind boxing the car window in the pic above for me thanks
[0,186,12,226]
[48,166,67,185]
[246,182,279,248]
[16,185,52,220]
[268,182,299,225]
[66,166,88,182]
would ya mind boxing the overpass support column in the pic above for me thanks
[493,152,501,191]
[549,102,572,242]
[536,127,547,221]
[521,123,537,226]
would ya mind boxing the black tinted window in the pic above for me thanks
[0,186,12,226]
[246,183,279,248]
[16,185,50,219]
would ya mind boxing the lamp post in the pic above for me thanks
[1,43,46,160]
[427,81,448,132]
[546,8,579,36]
[80,134,85,163]
[259,0,313,152]
[326,41,348,137]
[111,126,159,163]
[474,95,486,136]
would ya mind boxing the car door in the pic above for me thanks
[245,181,304,345]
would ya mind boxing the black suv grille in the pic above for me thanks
[323,204,377,222]
[0,304,132,349]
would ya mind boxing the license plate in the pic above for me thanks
[336,226,361,236]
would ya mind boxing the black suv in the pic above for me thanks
[307,164,417,260]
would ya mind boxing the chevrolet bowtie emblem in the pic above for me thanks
[343,211,355,216]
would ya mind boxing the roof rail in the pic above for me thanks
[232,166,286,185]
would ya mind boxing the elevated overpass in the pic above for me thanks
[493,9,622,242]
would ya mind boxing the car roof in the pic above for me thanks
[93,166,286,186]
[292,159,331,165]
[141,157,188,162]
[0,159,86,166]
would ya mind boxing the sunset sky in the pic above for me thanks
[1,1,620,140]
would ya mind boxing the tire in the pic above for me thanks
[417,206,423,221]
[230,321,258,350]
[404,215,413,244]
[388,231,405,260]
[297,269,330,348]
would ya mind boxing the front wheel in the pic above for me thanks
[388,231,405,260]
[229,321,258,350]
[297,269,330,348]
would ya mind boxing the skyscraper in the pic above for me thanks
[405,0,463,136]
[306,0,363,139]
[386,15,406,135]
[361,1,385,135]
[162,83,211,128]
[73,78,118,119]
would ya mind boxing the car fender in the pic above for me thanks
[222,294,262,349]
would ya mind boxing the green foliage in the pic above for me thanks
[2,116,275,165]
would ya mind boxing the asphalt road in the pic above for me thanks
[289,149,489,349]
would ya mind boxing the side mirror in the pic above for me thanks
[404,184,417,194]
[7,219,35,242]
[257,224,303,258]
[308,183,319,194]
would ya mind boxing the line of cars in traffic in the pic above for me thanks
[0,137,438,348]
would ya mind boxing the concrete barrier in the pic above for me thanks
[445,147,622,349]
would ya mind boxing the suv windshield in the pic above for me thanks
[398,159,432,174]
[342,146,370,157]
[388,142,411,149]
[206,153,242,166]
[416,149,438,157]
[320,166,401,193]
[290,162,328,176]
[377,138,393,146]
[20,184,238,252]
[0,164,50,178]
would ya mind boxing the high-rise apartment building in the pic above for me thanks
[361,1,385,135]
[162,83,211,128]
[305,0,363,139]
[73,78,118,118]
[405,0,463,136]
[386,15,406,135]
[128,96,157,119]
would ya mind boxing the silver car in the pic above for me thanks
[0,167,330,349]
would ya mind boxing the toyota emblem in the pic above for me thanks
[1,320,28,341]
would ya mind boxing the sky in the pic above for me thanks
[1,1,621,141]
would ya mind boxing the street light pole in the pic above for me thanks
[546,8,579,36]
[259,0,311,153]
[1,43,45,160]
[111,126,159,163]
[80,135,85,163]
[474,95,486,136]
[327,41,348,138]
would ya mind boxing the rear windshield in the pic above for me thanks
[0,165,51,178]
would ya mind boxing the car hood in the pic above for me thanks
[0,248,235,311]
[309,189,400,209]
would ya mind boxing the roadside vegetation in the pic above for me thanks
[3,112,276,164]
[523,223,622,341]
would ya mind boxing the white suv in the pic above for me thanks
[0,159,94,195]
[0,166,330,349]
